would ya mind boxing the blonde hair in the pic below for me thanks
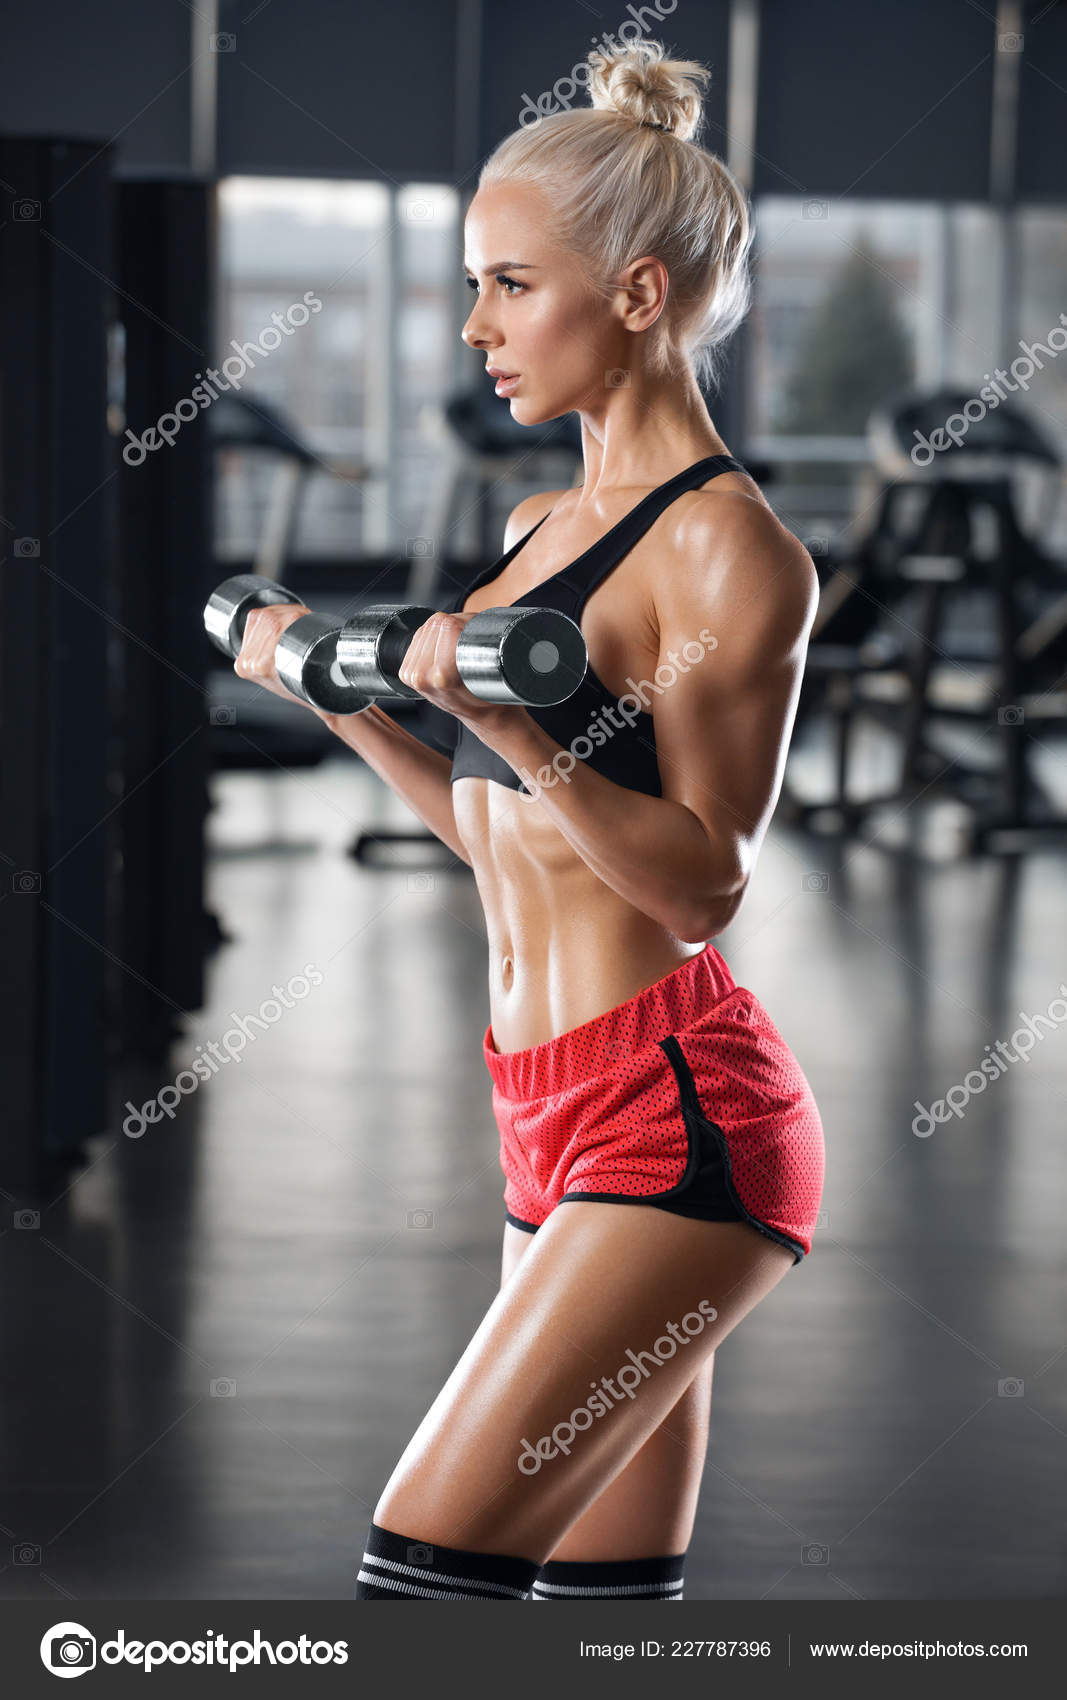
[479,39,753,392]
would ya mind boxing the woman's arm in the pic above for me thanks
[405,496,819,941]
[318,701,472,864]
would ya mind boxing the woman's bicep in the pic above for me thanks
[652,522,817,879]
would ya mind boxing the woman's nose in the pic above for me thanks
[461,312,485,349]
[461,299,495,350]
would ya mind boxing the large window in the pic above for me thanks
[216,177,460,560]
[744,198,1067,545]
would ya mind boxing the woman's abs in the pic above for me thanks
[454,777,706,1052]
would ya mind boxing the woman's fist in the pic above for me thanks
[233,603,313,705]
[396,610,504,723]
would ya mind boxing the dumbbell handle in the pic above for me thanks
[336,604,437,701]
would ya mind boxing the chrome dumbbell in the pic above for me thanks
[205,576,589,712]
[203,573,368,714]
[337,603,588,707]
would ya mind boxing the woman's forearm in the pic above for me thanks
[317,703,471,866]
[471,709,744,941]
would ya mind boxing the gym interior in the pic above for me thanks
[1,0,1065,1613]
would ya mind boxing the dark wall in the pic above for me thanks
[2,0,1065,199]
[216,0,461,179]
[1018,0,1067,201]
[478,0,731,163]
[754,0,995,200]
[1,0,190,172]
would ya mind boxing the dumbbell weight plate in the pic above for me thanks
[456,607,587,707]
[203,573,304,660]
[335,604,437,699]
[275,612,372,715]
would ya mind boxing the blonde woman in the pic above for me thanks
[237,38,825,1603]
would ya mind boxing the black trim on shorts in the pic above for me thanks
[544,1037,805,1266]
[504,1209,540,1234]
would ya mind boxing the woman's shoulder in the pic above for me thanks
[657,474,818,638]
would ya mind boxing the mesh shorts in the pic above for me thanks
[482,943,825,1264]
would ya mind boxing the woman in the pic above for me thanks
[236,39,825,1603]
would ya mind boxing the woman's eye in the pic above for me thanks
[465,275,524,297]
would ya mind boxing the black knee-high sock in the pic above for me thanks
[354,1522,539,1601]
[530,1553,686,1601]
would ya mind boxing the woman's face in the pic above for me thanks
[461,182,624,425]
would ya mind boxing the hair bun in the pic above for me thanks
[586,39,709,143]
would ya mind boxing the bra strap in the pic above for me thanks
[559,453,747,604]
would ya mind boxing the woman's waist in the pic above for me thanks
[482,928,738,1100]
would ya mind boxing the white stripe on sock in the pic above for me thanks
[531,1578,683,1597]
[361,1553,529,1599]
[357,1569,471,1600]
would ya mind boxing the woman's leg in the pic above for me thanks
[500,1222,714,1562]
[363,1202,794,1576]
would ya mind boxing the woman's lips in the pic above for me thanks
[494,373,520,396]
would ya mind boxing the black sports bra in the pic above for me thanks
[434,453,748,796]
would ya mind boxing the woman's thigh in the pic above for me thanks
[374,1202,794,1562]
[502,1222,715,1562]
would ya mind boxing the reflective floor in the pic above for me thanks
[4,736,1067,1600]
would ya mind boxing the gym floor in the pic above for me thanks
[7,724,1067,1601]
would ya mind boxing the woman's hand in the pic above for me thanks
[233,603,317,707]
[396,611,518,731]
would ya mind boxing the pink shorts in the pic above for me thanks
[482,943,825,1264]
